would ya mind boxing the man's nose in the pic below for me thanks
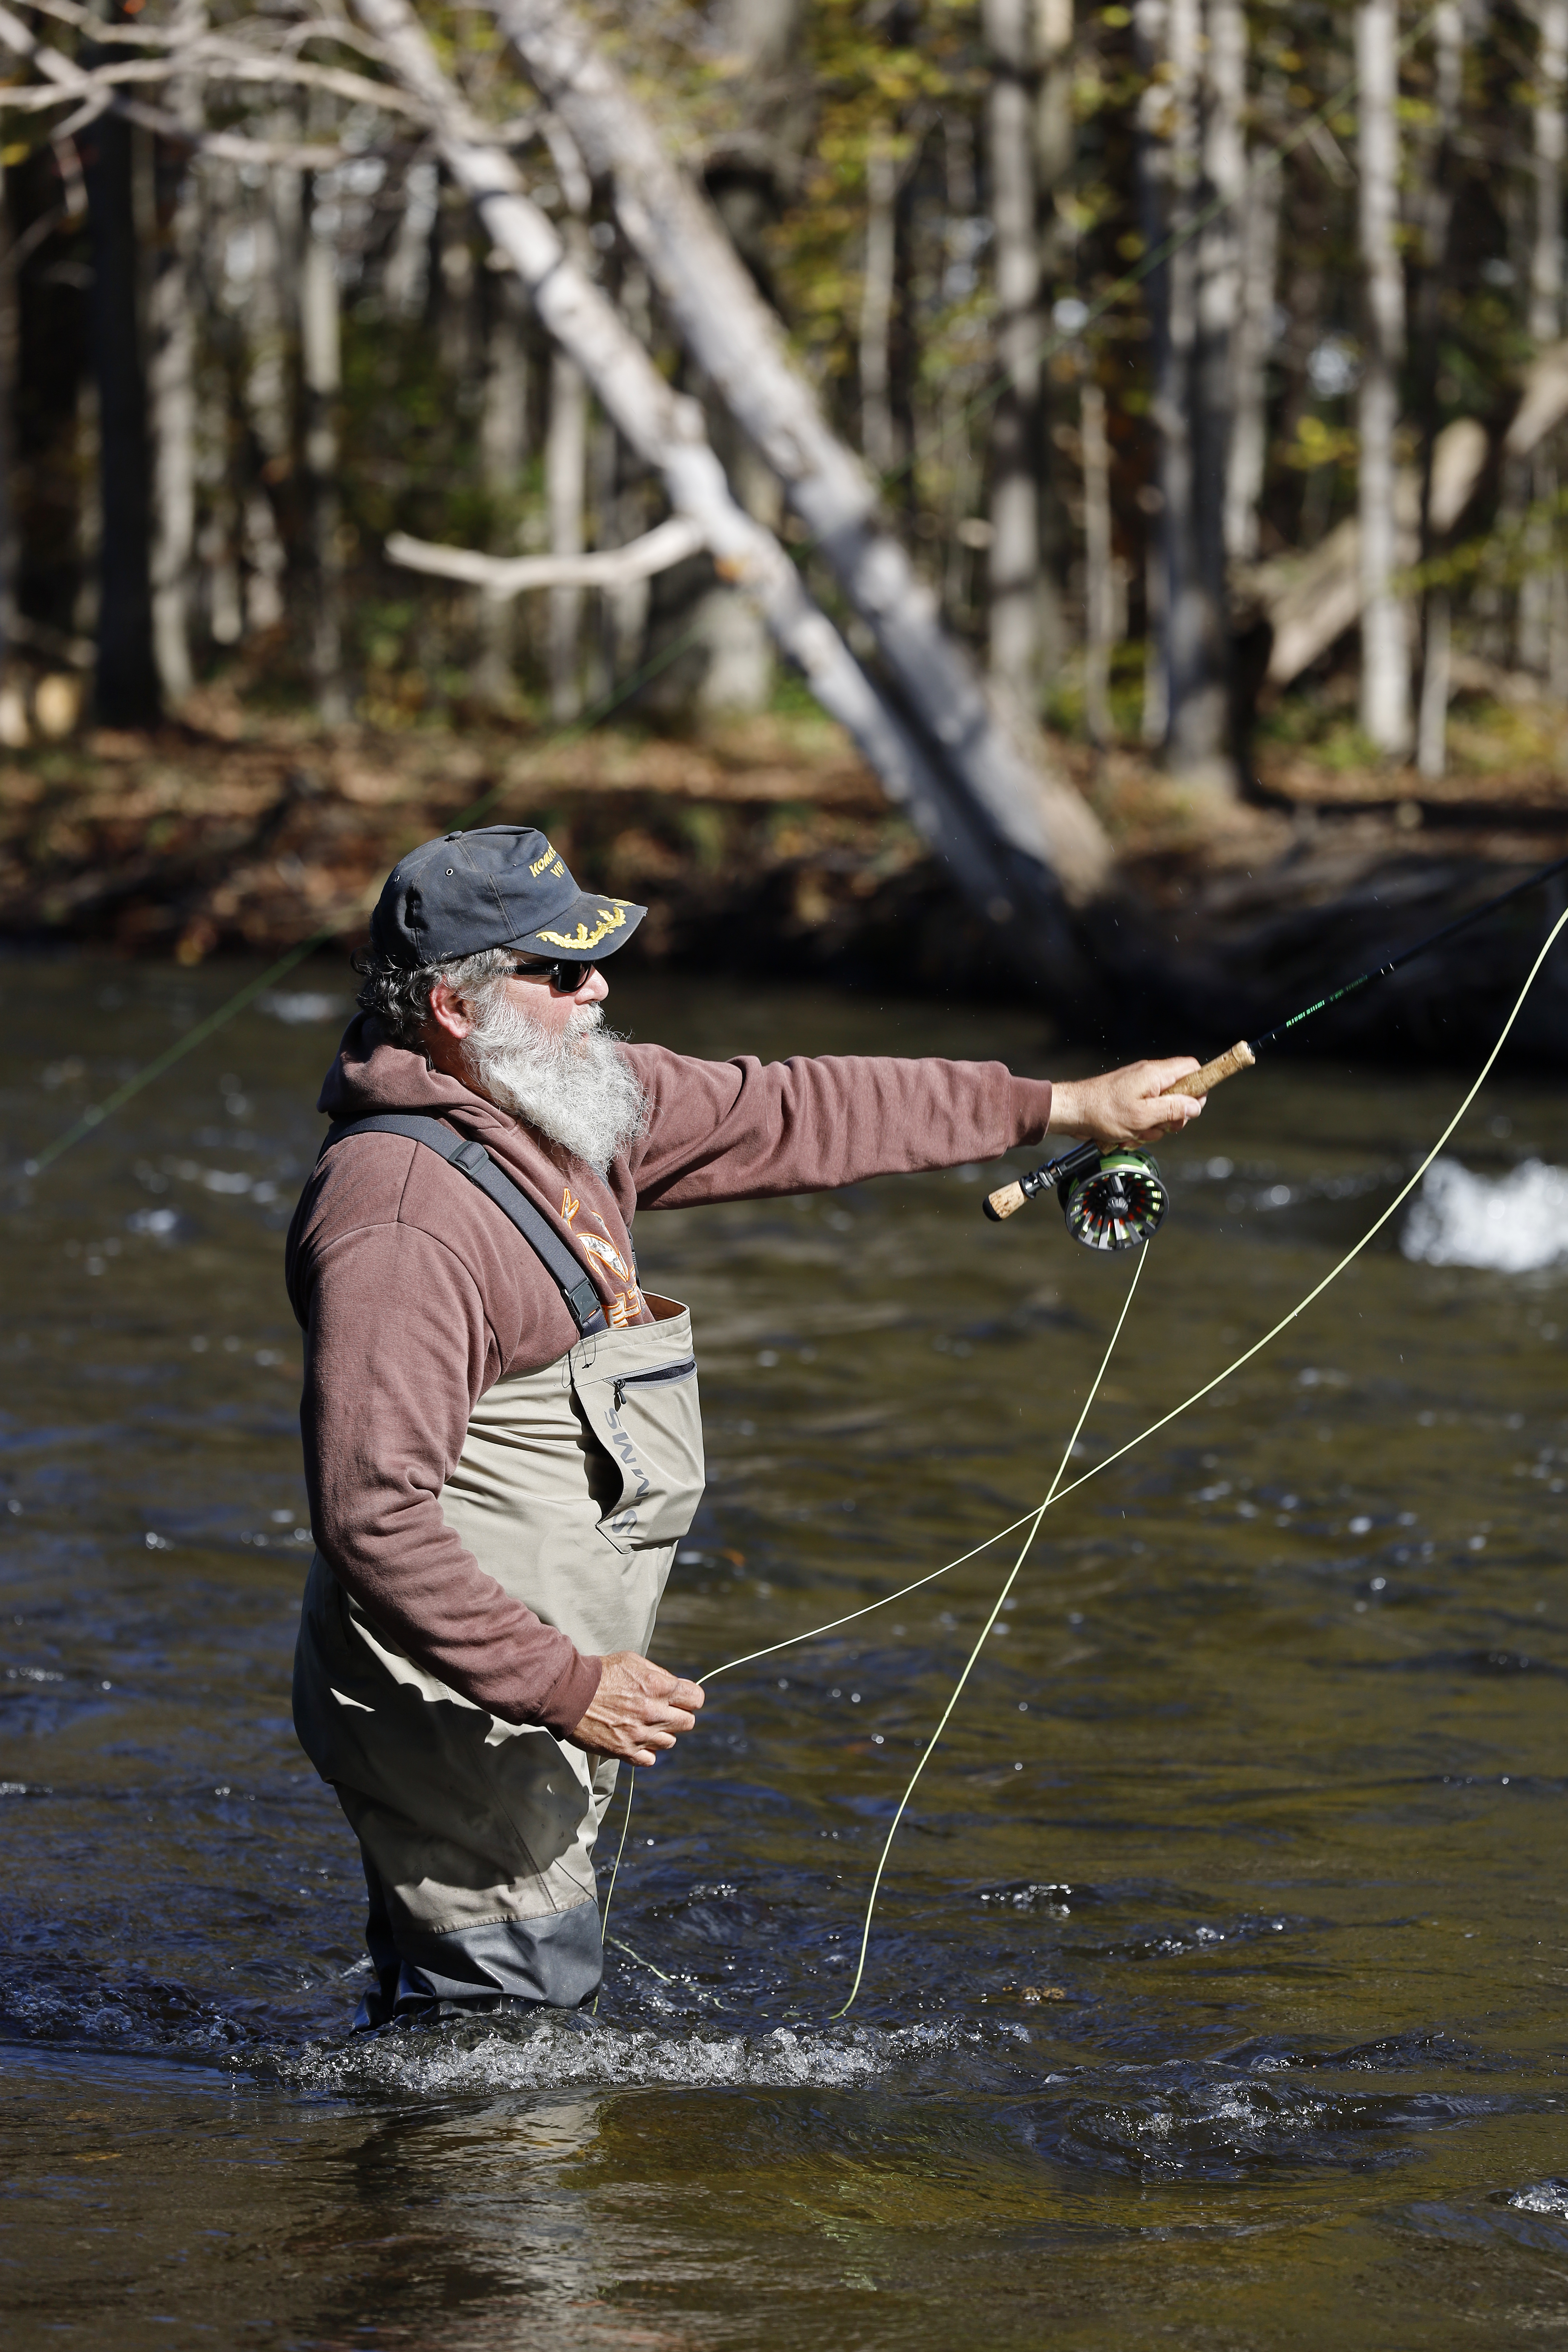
[576,968,609,1005]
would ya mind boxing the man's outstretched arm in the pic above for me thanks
[619,1045,1203,1210]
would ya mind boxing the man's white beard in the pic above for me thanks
[458,993,647,1173]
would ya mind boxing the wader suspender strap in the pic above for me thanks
[320,1113,608,1337]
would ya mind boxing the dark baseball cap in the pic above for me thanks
[369,826,646,969]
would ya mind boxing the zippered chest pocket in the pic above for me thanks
[612,1356,696,1410]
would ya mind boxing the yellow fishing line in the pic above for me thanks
[591,1766,640,2016]
[831,1244,1150,2018]
[688,902,1568,2019]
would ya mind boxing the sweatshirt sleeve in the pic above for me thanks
[622,1048,1053,1209]
[299,1218,601,1734]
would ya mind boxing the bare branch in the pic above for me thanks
[0,9,424,122]
[386,514,704,596]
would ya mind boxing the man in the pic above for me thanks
[286,824,1201,2026]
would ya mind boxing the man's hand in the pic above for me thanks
[567,1649,704,1767]
[1048,1058,1204,1147]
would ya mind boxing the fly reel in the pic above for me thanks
[983,1140,1169,1251]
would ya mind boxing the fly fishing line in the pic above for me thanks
[683,898,1568,2018]
[830,1243,1149,2018]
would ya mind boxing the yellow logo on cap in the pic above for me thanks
[529,844,558,877]
[535,902,629,951]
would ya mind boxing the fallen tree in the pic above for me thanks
[482,0,1112,908]
[352,0,1088,982]
[351,0,1095,989]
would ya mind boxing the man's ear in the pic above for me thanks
[426,977,473,1043]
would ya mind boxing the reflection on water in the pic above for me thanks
[2,949,1567,2348]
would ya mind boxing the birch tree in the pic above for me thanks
[1357,0,1412,755]
[859,132,897,484]
[1034,0,1072,683]
[148,0,204,703]
[1415,0,1467,778]
[476,270,527,707]
[1207,0,1277,575]
[1081,378,1113,745]
[1136,0,1233,789]
[1519,0,1567,686]
[983,0,1044,709]
[546,344,586,720]
[302,169,347,723]
[349,0,1095,985]
[483,0,1111,904]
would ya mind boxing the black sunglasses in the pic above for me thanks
[508,956,599,991]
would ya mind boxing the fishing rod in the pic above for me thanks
[985,849,1568,1250]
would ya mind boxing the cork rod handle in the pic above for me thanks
[983,1041,1255,1221]
[1158,1038,1255,1104]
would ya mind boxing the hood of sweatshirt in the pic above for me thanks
[317,1012,522,1142]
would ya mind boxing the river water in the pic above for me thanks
[2,949,1566,2349]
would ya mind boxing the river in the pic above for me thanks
[2,949,1566,2349]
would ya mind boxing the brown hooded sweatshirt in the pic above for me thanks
[286,1016,1054,1739]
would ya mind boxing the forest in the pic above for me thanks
[1,0,1566,1024]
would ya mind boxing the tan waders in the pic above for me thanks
[292,1116,704,2023]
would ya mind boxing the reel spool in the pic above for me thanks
[983,1140,1168,1251]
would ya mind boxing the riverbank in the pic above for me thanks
[4,680,1567,1056]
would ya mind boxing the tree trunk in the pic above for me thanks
[480,0,1112,918]
[85,103,159,728]
[148,0,204,706]
[859,133,897,483]
[476,268,527,706]
[302,177,348,724]
[1035,0,1074,268]
[1224,144,1280,565]
[1034,0,1073,684]
[1081,379,1113,745]
[1520,0,1566,679]
[1195,0,1242,743]
[149,154,197,704]
[984,0,1043,709]
[1415,0,1465,778]
[1136,0,1234,788]
[0,171,19,685]
[242,140,297,638]
[1531,0,1566,345]
[1357,0,1413,755]
[546,342,586,721]
[350,0,1093,988]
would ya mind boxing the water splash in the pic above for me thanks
[1402,1157,1568,1273]
[1508,2178,1568,2216]
[277,2014,1019,2098]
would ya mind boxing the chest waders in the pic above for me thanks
[291,1115,704,2024]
